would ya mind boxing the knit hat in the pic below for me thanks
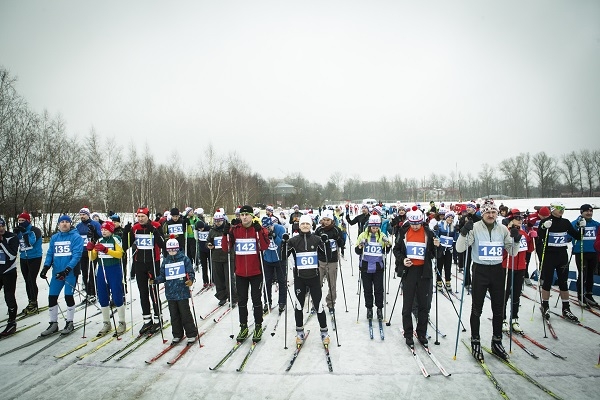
[213,212,224,222]
[170,207,180,216]
[91,212,100,220]
[480,199,498,214]
[438,208,447,216]
[58,214,72,223]
[18,212,31,222]
[466,202,476,210]
[266,205,274,213]
[550,201,564,213]
[79,207,91,217]
[321,210,334,220]
[406,206,424,225]
[137,207,150,216]
[110,214,120,222]
[239,205,253,215]
[361,204,369,211]
[253,207,261,216]
[368,214,381,227]
[538,207,551,218]
[299,215,312,225]
[580,204,593,213]
[166,234,179,250]
[101,221,115,233]
[507,208,521,221]
[445,211,456,219]
[293,205,299,210]
[261,216,273,227]
[235,207,241,215]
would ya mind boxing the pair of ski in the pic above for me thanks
[0,322,41,340]
[101,321,171,362]
[208,323,259,371]
[145,334,201,365]
[55,327,122,358]
[501,330,566,360]
[0,306,49,326]
[368,318,384,340]
[284,329,333,373]
[407,335,450,377]
[18,322,85,363]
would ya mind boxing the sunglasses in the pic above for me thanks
[552,206,565,212]
[240,212,253,217]
[512,216,523,221]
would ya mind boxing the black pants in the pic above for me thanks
[236,274,263,325]
[470,263,506,338]
[168,299,198,339]
[198,251,210,284]
[401,267,431,338]
[574,252,598,295]
[293,274,327,329]
[361,269,384,309]
[213,258,238,303]
[539,250,569,292]
[20,257,42,302]
[263,259,286,306]
[0,269,18,311]
[437,249,453,282]
[134,261,161,318]
[458,247,473,286]
[186,238,196,267]
[503,268,525,320]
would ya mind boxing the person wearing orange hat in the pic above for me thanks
[88,220,126,336]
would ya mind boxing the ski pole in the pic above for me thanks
[434,256,439,345]
[386,271,403,326]
[99,257,119,338]
[187,273,202,348]
[150,232,167,344]
[533,228,549,338]
[452,235,470,360]
[337,255,348,312]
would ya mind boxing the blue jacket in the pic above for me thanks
[570,217,599,254]
[76,219,102,256]
[17,222,43,259]
[263,224,286,263]
[155,250,195,301]
[44,227,84,273]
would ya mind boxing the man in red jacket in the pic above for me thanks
[221,205,270,342]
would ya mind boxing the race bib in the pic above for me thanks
[478,241,503,261]
[518,236,528,252]
[168,224,183,235]
[213,236,222,249]
[267,239,278,251]
[54,240,72,257]
[439,235,453,248]
[165,261,186,280]
[235,238,256,255]
[583,226,596,241]
[135,233,154,250]
[328,238,338,252]
[80,234,90,246]
[406,241,426,261]
[19,238,33,252]
[295,251,318,270]
[364,241,383,257]
[0,250,5,264]
[547,232,567,247]
[197,231,208,241]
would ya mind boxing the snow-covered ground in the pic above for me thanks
[0,197,598,400]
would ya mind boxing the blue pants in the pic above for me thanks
[97,262,125,307]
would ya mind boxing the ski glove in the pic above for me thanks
[56,267,72,281]
[282,233,290,242]
[460,220,473,236]
[185,279,193,287]
[85,241,95,251]
[321,234,328,242]
[578,218,586,228]
[542,220,552,229]
[529,230,538,238]
[223,224,230,235]
[510,226,521,243]
[40,266,50,279]
[94,243,109,253]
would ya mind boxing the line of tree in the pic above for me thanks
[1,67,599,235]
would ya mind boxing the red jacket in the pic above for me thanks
[221,224,270,277]
[594,234,600,261]
[131,221,163,263]
[502,228,533,270]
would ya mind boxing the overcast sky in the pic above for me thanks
[1,1,599,185]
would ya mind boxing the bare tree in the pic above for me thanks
[578,150,597,196]
[559,152,580,197]
[532,152,558,197]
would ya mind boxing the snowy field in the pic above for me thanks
[0,197,599,400]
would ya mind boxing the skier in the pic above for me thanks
[0,218,20,336]
[355,213,391,321]
[195,217,212,286]
[207,212,238,307]
[39,215,84,336]
[502,209,535,333]
[286,214,330,345]
[221,205,270,342]
[537,201,583,323]
[76,207,102,304]
[260,216,287,313]
[570,203,599,308]
[434,210,458,291]
[151,235,198,345]
[345,203,370,237]
[128,207,165,334]
[315,209,345,315]
[456,199,520,361]
[87,220,127,336]
[14,212,43,315]
[393,206,439,346]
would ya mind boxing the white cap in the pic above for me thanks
[299,215,312,225]
[321,210,334,220]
